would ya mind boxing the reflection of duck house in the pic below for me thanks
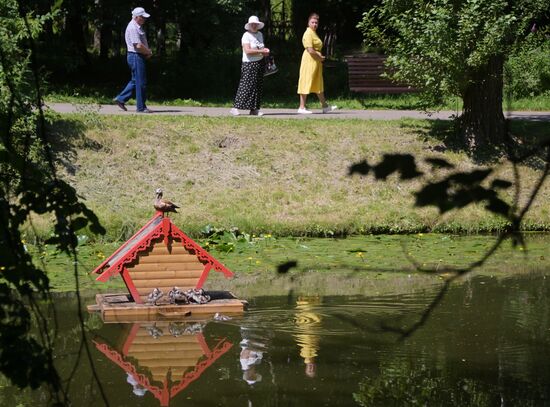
[94,322,232,406]
[89,212,246,321]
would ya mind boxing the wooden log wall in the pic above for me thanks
[128,240,205,301]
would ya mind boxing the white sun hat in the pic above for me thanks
[245,16,264,30]
[132,7,150,18]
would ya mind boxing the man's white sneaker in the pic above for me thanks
[297,108,313,114]
[230,108,240,116]
[250,109,264,116]
[322,105,338,113]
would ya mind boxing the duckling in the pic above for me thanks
[147,323,163,339]
[183,322,205,334]
[147,287,163,305]
[168,286,189,304]
[186,288,211,304]
[154,188,180,213]
[168,322,184,337]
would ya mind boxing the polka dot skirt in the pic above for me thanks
[233,59,265,110]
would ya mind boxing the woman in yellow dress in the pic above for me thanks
[297,13,337,114]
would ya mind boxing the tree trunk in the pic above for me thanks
[66,0,90,65]
[177,22,188,56]
[113,28,122,57]
[156,22,166,58]
[93,27,101,51]
[99,23,112,60]
[94,0,112,60]
[153,0,166,58]
[460,55,507,149]
[260,0,272,39]
[92,0,101,53]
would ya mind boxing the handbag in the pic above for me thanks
[264,55,278,76]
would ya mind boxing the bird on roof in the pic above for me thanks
[147,287,164,305]
[154,188,180,213]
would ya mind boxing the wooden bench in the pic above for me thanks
[345,53,415,94]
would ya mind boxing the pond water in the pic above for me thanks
[2,272,550,406]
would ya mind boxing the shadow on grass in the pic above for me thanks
[46,117,104,175]
[399,118,550,168]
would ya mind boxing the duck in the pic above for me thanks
[147,287,163,305]
[214,312,231,321]
[154,188,180,213]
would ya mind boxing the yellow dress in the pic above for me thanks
[297,28,324,94]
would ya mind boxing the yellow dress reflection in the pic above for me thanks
[293,296,322,378]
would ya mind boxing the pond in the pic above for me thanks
[2,272,549,406]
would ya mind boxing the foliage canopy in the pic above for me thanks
[1,0,104,399]
[358,0,550,107]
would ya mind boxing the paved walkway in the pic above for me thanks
[46,102,550,121]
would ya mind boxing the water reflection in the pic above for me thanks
[294,296,322,378]
[126,372,147,396]
[84,274,550,406]
[3,273,550,406]
[240,326,268,385]
[93,321,232,406]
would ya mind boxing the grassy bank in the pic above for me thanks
[45,92,550,112]
[26,113,550,242]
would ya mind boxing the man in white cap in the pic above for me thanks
[113,7,153,113]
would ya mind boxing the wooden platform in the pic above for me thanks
[88,291,247,323]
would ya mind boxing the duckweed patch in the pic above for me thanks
[30,233,550,293]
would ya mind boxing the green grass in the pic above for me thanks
[506,94,550,111]
[23,113,550,243]
[45,91,550,111]
[44,87,437,110]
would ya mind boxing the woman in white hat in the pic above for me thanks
[230,16,271,116]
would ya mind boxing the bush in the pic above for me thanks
[505,33,550,98]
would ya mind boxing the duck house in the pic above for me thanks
[89,211,246,321]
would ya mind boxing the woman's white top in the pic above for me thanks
[241,31,264,62]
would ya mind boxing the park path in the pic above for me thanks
[46,102,550,122]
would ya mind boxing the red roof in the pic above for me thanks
[92,212,234,303]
